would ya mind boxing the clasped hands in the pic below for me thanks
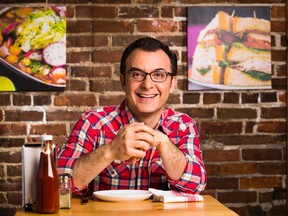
[110,122,165,164]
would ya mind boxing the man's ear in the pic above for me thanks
[169,76,177,93]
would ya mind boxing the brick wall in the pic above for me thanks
[0,0,286,215]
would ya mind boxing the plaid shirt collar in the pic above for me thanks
[119,99,166,132]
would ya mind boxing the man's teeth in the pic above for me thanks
[139,94,156,98]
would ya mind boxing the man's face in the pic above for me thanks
[121,48,177,121]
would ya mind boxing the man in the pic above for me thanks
[57,37,207,194]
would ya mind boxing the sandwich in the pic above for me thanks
[224,16,271,86]
[189,10,271,88]
[189,11,234,84]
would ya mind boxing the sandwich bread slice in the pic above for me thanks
[190,11,233,84]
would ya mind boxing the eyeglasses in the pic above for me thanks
[126,68,173,82]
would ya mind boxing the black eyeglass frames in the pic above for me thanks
[125,69,173,82]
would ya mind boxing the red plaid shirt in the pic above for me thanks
[57,100,207,194]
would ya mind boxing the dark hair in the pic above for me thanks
[120,37,177,76]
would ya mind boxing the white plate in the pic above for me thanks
[93,190,152,202]
[188,78,271,90]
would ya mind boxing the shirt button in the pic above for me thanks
[110,170,115,175]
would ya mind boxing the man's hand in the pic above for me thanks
[110,122,155,162]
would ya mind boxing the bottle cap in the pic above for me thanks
[41,134,53,141]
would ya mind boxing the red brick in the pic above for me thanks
[67,20,92,33]
[167,93,181,104]
[181,50,187,63]
[47,111,82,122]
[90,80,122,92]
[33,95,51,106]
[217,108,257,119]
[92,36,109,47]
[65,5,74,18]
[157,36,185,47]
[272,77,287,90]
[177,108,214,119]
[258,162,285,175]
[279,92,286,103]
[7,192,22,205]
[7,165,21,177]
[183,92,200,104]
[275,64,286,76]
[92,50,122,63]
[241,177,282,189]
[99,95,126,106]
[0,124,26,136]
[0,138,24,148]
[12,95,31,106]
[245,121,255,133]
[271,20,286,32]
[271,49,286,61]
[0,166,4,178]
[161,6,173,18]
[203,150,239,162]
[54,93,96,106]
[223,93,239,103]
[135,0,162,3]
[0,111,3,121]
[5,111,43,121]
[271,6,286,18]
[280,35,287,47]
[179,20,186,32]
[0,152,21,163]
[119,6,159,18]
[71,66,112,78]
[68,51,91,64]
[260,92,277,102]
[242,148,282,161]
[206,178,238,190]
[93,21,134,33]
[0,179,21,192]
[174,6,186,17]
[261,107,286,118]
[76,6,118,18]
[68,35,94,47]
[66,79,87,91]
[218,191,257,203]
[30,124,66,136]
[201,122,242,134]
[242,93,259,103]
[90,0,130,3]
[137,20,177,32]
[257,121,286,133]
[203,93,221,104]
[0,94,10,106]
[220,163,257,175]
[176,78,187,91]
[204,164,219,176]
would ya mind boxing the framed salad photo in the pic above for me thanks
[187,6,271,90]
[0,6,66,91]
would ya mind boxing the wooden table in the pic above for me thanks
[16,195,238,216]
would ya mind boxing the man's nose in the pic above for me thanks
[141,74,154,88]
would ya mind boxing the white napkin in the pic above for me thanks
[148,188,204,203]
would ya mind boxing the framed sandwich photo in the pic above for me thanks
[0,6,66,91]
[187,6,271,90]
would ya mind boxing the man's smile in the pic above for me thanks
[137,94,158,98]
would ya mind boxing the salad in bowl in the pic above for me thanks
[0,6,66,88]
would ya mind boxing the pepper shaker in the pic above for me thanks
[59,174,72,209]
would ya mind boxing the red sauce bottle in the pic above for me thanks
[35,135,59,213]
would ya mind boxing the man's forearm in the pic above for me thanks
[73,145,113,189]
[156,135,187,181]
